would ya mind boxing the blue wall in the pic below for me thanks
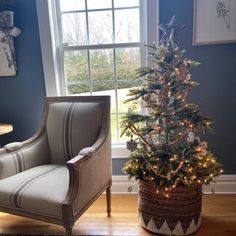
[0,0,45,145]
[0,0,235,174]
[159,0,236,174]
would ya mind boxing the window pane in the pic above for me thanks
[92,83,116,113]
[87,0,112,9]
[67,83,90,95]
[117,84,130,113]
[64,51,88,82]
[60,0,85,12]
[88,11,112,44]
[117,82,140,113]
[111,114,118,143]
[119,114,130,143]
[62,13,87,45]
[90,49,114,81]
[114,0,139,8]
[116,48,140,81]
[115,9,140,43]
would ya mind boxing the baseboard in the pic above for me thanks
[111,175,236,194]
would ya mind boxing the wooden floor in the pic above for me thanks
[0,194,235,236]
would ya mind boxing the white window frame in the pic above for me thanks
[36,0,159,158]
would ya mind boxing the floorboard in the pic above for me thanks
[0,194,235,235]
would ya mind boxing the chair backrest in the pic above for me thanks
[44,96,110,164]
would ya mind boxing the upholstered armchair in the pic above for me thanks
[0,96,112,236]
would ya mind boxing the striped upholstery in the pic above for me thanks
[0,96,111,232]
[0,133,50,180]
[46,102,102,164]
[0,100,105,216]
[0,164,69,217]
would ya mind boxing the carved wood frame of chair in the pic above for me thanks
[0,96,112,236]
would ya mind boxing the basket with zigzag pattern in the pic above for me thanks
[138,180,202,235]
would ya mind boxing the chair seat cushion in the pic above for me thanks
[0,164,69,218]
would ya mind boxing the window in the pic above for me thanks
[36,0,159,154]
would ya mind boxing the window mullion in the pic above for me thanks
[112,0,119,143]
[61,6,139,14]
[85,0,90,45]
[84,0,92,95]
[87,50,92,95]
[111,0,115,44]
[113,48,119,144]
[62,42,141,51]
[139,0,147,68]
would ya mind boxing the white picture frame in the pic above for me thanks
[193,0,236,45]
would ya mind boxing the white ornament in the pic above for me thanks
[200,141,208,149]
[186,73,191,80]
[198,141,208,155]
[167,172,171,180]
[187,131,195,143]
[187,131,201,144]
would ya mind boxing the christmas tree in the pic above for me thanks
[120,16,223,196]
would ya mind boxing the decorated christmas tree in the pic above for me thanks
[121,16,223,197]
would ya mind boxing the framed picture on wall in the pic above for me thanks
[0,10,21,77]
[193,0,236,45]
[0,30,17,77]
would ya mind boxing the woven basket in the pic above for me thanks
[138,180,202,235]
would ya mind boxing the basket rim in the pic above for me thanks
[138,179,202,189]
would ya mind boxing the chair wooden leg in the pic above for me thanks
[64,226,73,236]
[106,184,111,217]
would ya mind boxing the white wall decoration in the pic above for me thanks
[193,0,236,45]
[0,10,21,76]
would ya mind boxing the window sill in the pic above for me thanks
[112,145,130,159]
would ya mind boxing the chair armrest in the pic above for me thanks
[3,142,23,152]
[0,133,50,180]
[66,147,96,170]
[66,132,107,170]
[63,132,111,215]
[79,147,96,156]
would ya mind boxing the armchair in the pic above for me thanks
[0,96,112,236]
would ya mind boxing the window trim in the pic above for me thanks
[36,0,159,158]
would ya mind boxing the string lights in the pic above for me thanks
[120,15,223,197]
